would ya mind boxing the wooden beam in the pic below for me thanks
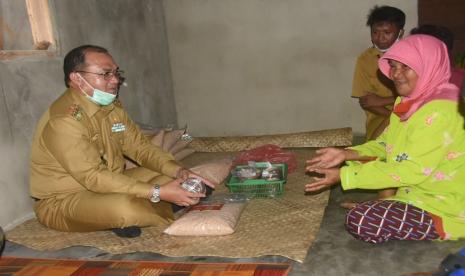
[0,49,55,61]
[25,0,54,50]
[0,16,4,50]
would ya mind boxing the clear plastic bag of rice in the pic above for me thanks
[163,194,248,236]
[202,193,251,203]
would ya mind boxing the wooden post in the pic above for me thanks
[25,0,54,50]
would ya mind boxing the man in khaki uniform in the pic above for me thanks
[352,5,405,141]
[30,45,213,237]
[344,6,405,208]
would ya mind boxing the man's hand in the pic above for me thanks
[159,178,205,206]
[176,168,216,189]
[305,168,340,192]
[358,93,395,116]
[306,147,347,170]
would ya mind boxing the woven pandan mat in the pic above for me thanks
[7,149,330,263]
[189,127,352,152]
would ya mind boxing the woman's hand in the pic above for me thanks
[305,168,341,192]
[159,178,205,207]
[306,147,347,170]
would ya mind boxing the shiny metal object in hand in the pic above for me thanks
[181,177,206,194]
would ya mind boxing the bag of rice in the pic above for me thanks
[189,159,233,185]
[169,139,191,155]
[150,129,165,147]
[174,148,196,161]
[162,128,185,151]
[163,199,247,236]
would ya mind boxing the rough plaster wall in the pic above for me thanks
[0,1,34,50]
[53,0,177,128]
[0,60,63,229]
[164,0,418,136]
[0,0,175,228]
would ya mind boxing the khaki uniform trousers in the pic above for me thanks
[34,167,174,232]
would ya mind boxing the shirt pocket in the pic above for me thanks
[89,133,104,154]
[111,131,125,146]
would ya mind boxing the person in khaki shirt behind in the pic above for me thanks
[344,6,405,209]
[352,5,405,142]
[30,45,214,238]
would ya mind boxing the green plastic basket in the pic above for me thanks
[226,163,288,198]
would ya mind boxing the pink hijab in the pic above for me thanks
[378,34,460,121]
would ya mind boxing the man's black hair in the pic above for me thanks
[366,5,406,30]
[410,24,454,52]
[63,45,109,88]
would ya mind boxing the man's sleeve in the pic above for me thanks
[119,110,181,178]
[351,55,371,98]
[42,116,153,198]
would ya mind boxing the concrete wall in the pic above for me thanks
[0,0,176,229]
[164,0,418,136]
[0,1,34,50]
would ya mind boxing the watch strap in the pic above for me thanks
[150,184,160,203]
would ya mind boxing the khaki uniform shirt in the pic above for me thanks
[30,88,181,199]
[352,47,396,140]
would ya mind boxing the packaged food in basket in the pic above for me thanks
[232,165,262,181]
[261,165,283,181]
[226,162,288,198]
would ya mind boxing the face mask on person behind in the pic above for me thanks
[77,74,117,106]
[374,37,400,53]
[374,39,399,53]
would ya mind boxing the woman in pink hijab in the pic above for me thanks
[305,35,465,243]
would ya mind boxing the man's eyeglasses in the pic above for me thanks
[75,70,125,81]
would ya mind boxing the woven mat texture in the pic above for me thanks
[190,127,352,152]
[7,149,328,263]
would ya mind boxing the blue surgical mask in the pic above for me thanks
[78,74,117,106]
[88,89,117,106]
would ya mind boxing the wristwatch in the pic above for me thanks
[149,184,160,203]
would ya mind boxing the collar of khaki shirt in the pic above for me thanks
[67,88,116,118]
